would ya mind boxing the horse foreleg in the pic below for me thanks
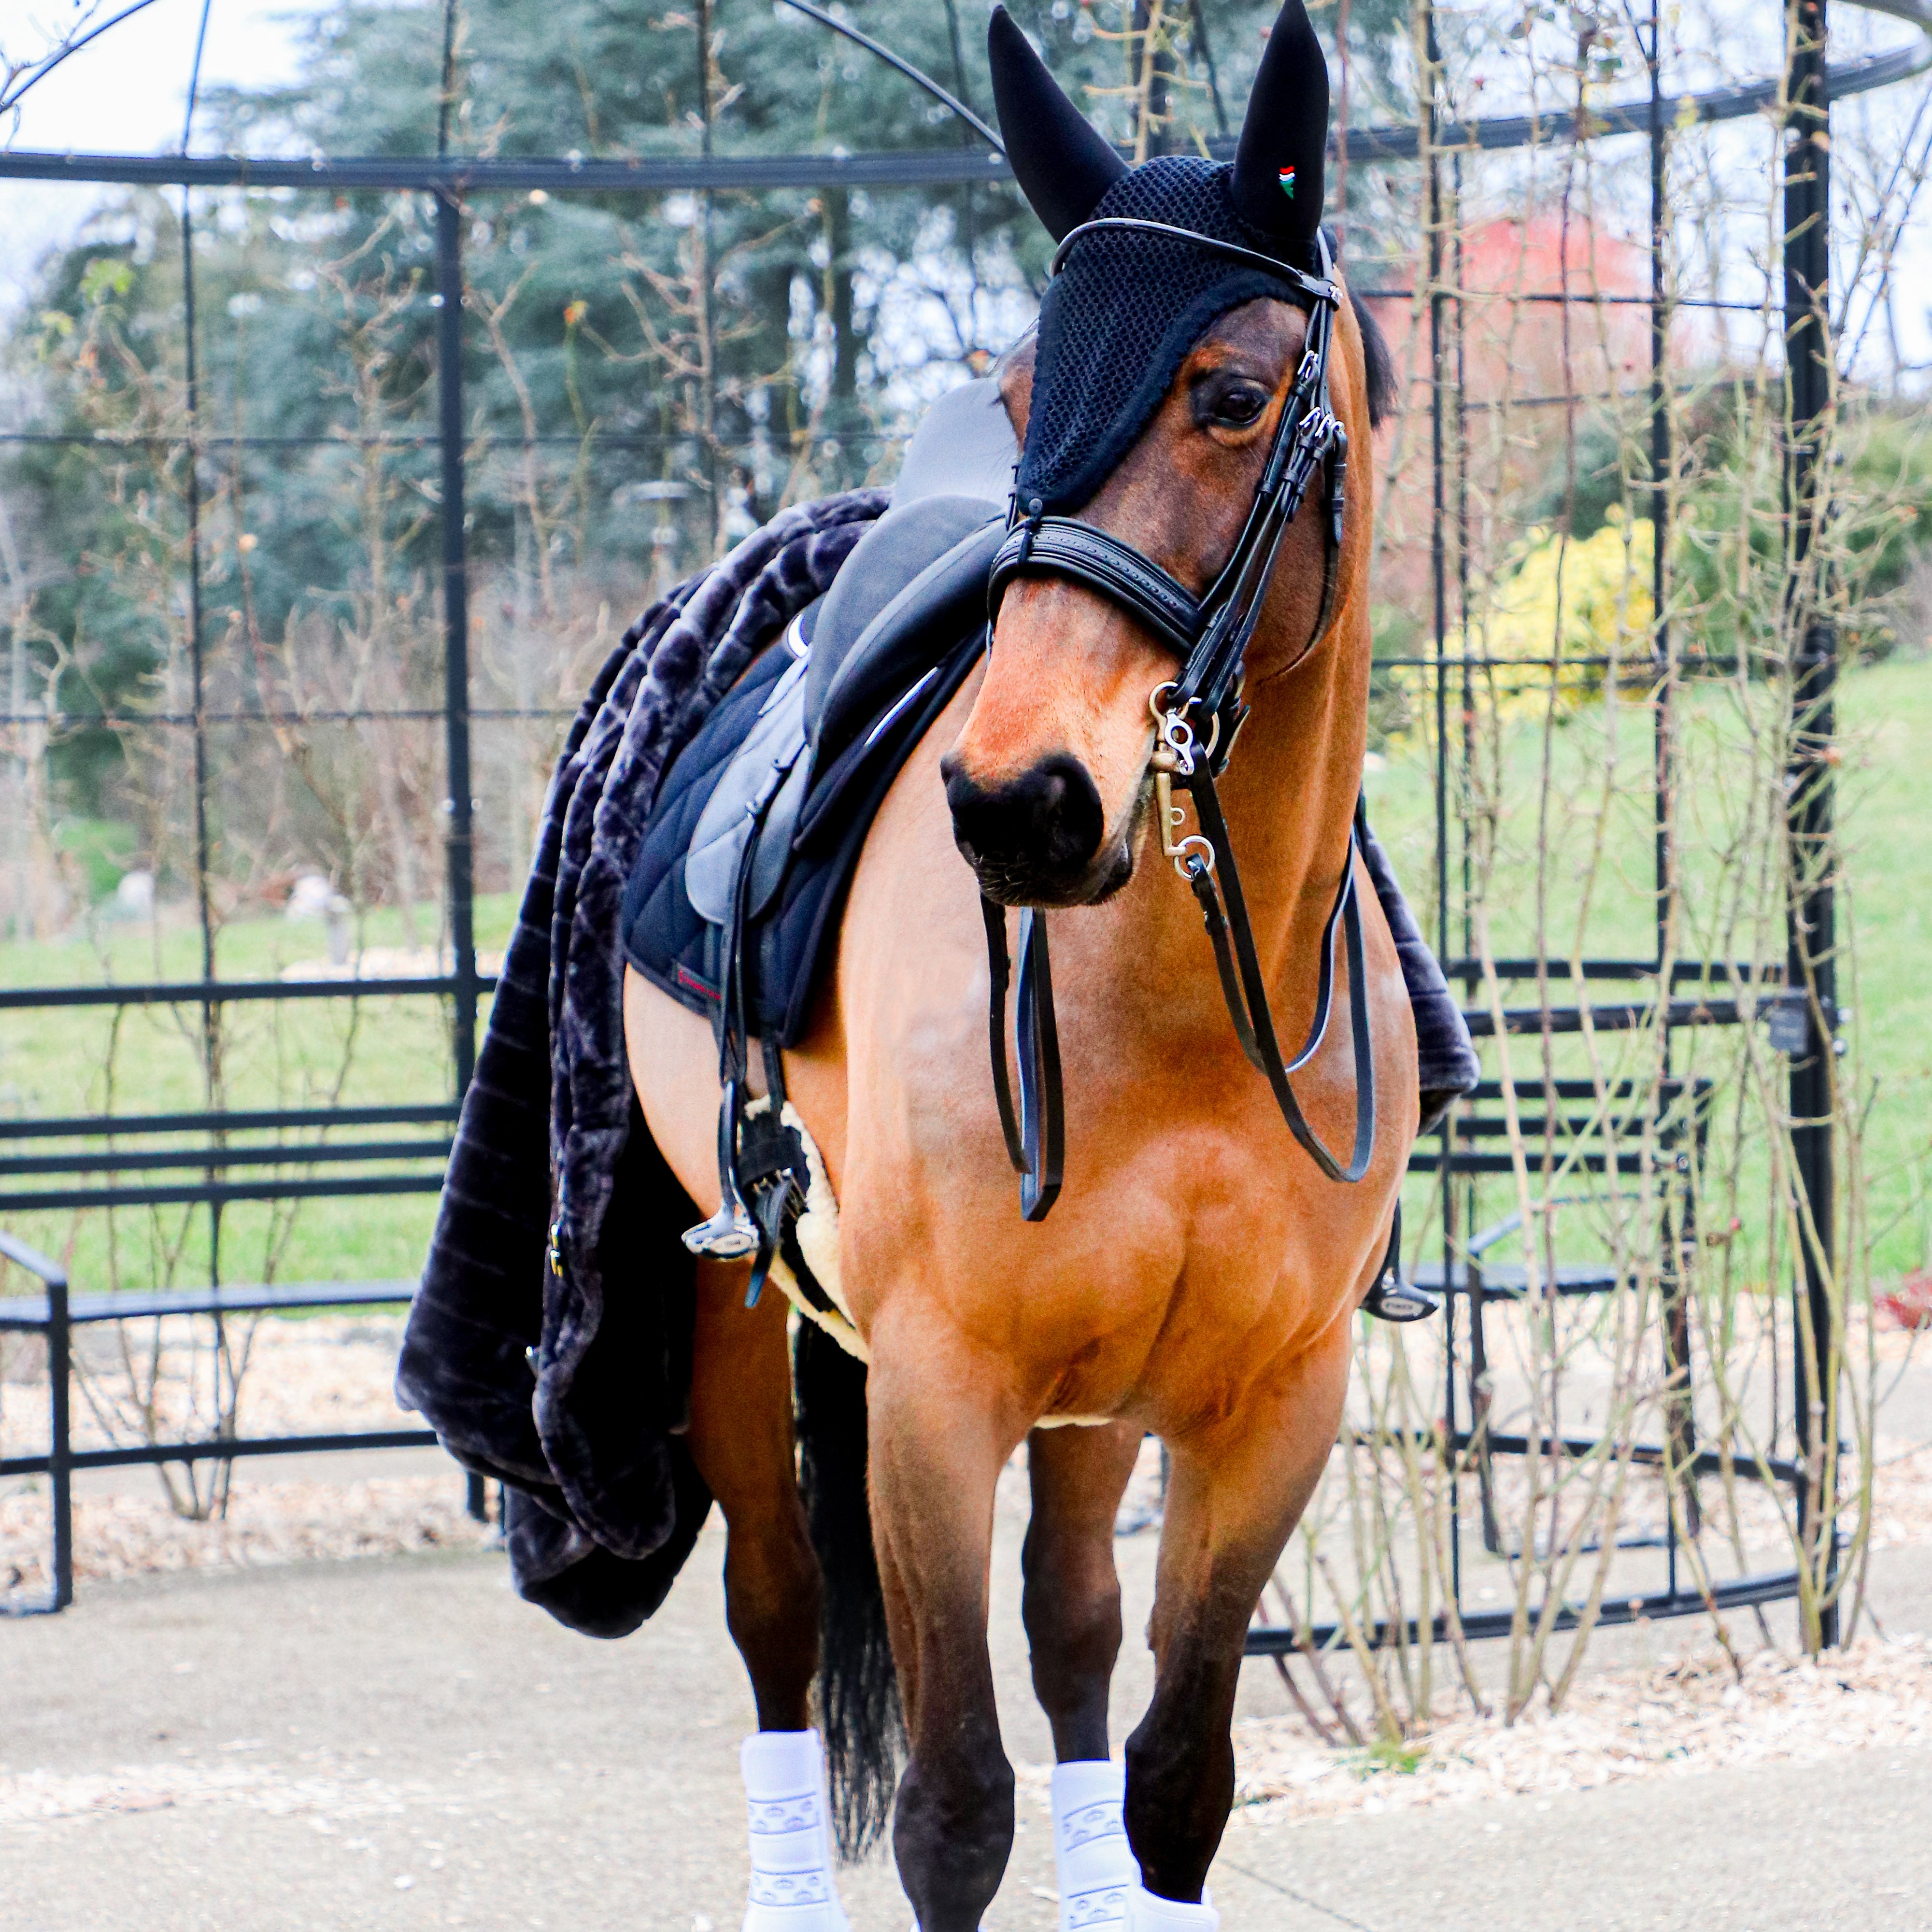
[867,1356,1023,1932]
[1122,1325,1353,1925]
[1025,1423,1143,1932]
[1023,1422,1139,1759]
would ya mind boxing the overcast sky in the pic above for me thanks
[2,0,309,319]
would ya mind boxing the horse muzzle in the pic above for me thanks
[940,749,1129,907]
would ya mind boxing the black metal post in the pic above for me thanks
[1424,0,1461,1611]
[180,192,227,1309]
[695,0,724,536]
[48,1274,72,1610]
[436,193,478,1103]
[177,4,226,1354]
[180,242,213,986]
[1427,0,1448,978]
[1783,0,1838,1651]
[1649,9,1672,975]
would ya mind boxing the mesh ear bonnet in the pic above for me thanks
[1014,158,1318,515]
[990,0,1331,515]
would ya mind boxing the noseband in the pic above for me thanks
[978,225,1377,1219]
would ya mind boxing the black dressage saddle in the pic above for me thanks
[622,379,1473,1320]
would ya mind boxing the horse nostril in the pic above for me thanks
[945,752,1105,881]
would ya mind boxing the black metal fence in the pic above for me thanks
[1,1227,442,1612]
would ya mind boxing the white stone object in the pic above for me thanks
[325,893,353,966]
[113,869,155,918]
[285,873,335,920]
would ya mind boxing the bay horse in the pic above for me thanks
[625,6,1416,1927]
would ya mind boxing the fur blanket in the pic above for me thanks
[397,491,886,1636]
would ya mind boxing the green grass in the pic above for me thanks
[2,658,1928,1301]
[1837,658,1932,1274]
[52,817,139,905]
[1348,1737,1429,1777]
[0,892,519,1294]
[1365,653,1932,1287]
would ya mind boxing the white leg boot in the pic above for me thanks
[1122,1886,1217,1932]
[1051,1760,1141,1932]
[740,1729,851,1932]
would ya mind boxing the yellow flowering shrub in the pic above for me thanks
[1465,507,1657,710]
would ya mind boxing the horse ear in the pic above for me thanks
[987,4,1126,242]
[1229,0,1329,246]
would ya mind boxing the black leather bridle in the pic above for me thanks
[979,222,1377,1222]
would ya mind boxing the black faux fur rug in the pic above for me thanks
[397,490,886,1634]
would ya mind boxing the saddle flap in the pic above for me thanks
[684,654,811,927]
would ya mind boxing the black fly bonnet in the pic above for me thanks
[1019,156,1326,515]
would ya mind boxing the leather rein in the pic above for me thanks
[978,223,1376,1222]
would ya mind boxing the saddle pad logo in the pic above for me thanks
[1278,166,1296,199]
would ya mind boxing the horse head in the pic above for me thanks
[942,0,1391,909]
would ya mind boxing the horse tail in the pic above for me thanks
[794,1320,903,1860]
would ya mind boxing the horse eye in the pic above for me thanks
[1209,384,1269,428]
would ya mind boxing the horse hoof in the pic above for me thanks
[1123,1885,1218,1932]
[740,1729,850,1932]
[1052,1759,1138,1931]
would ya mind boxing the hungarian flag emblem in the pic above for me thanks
[1278,166,1296,199]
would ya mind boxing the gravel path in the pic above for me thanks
[1,1500,1929,1932]
[4,1310,1932,1929]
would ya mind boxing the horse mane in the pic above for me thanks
[1325,226,1396,430]
[1349,288,1397,429]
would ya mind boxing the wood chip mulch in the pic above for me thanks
[1219,1635,1932,1827]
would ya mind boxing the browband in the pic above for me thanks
[1049,216,1337,311]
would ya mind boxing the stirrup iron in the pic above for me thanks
[1361,1203,1441,1322]
[683,1075,760,1261]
